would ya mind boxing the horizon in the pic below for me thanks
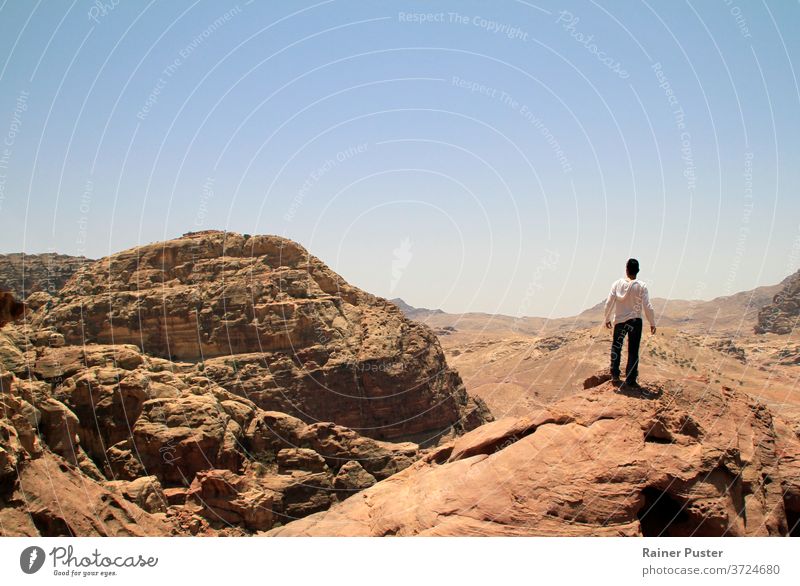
[1,225,792,320]
[1,1,799,318]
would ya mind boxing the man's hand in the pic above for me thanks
[605,321,612,329]
[651,325,657,335]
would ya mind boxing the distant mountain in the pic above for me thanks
[0,253,90,299]
[573,280,785,334]
[756,269,800,334]
[392,276,790,336]
[389,298,444,319]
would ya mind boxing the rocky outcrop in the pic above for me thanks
[774,415,800,535]
[756,269,800,334]
[268,376,792,536]
[185,469,278,531]
[333,460,377,498]
[104,476,168,514]
[0,451,174,536]
[0,253,89,300]
[0,330,424,535]
[0,371,172,536]
[36,231,491,442]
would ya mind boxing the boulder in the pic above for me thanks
[105,475,168,513]
[277,448,328,473]
[333,460,377,498]
[186,469,277,531]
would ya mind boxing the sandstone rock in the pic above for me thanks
[0,331,27,374]
[37,397,80,460]
[277,448,328,473]
[299,422,419,480]
[186,469,277,531]
[0,335,400,532]
[37,231,491,441]
[583,370,612,389]
[333,460,376,498]
[164,486,189,506]
[245,410,308,455]
[268,378,789,536]
[48,332,65,347]
[24,291,53,313]
[244,410,419,480]
[0,253,89,300]
[104,439,146,480]
[0,451,172,536]
[105,475,168,513]
[54,365,154,462]
[0,235,527,535]
[31,344,144,382]
[132,394,243,485]
[258,469,336,522]
[774,416,800,535]
[756,269,800,334]
[446,411,571,462]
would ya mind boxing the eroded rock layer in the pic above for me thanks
[36,231,491,442]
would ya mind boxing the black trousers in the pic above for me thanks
[610,317,642,384]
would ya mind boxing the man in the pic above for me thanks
[603,258,656,388]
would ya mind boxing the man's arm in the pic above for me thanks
[642,284,656,333]
[603,283,616,328]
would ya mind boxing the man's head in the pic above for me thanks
[626,258,640,278]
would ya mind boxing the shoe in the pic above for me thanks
[622,380,641,390]
[610,374,622,385]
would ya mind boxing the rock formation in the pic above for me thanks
[0,253,89,300]
[0,230,493,536]
[268,374,800,537]
[0,334,424,536]
[756,269,800,334]
[9,231,797,538]
[36,231,490,442]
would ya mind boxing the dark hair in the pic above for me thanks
[626,258,640,277]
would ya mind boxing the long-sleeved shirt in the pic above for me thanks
[603,277,656,325]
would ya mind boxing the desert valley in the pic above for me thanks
[1,230,798,537]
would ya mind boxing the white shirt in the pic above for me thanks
[603,277,656,325]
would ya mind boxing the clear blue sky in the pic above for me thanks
[1,0,798,317]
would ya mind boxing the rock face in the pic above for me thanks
[37,231,490,442]
[0,371,173,536]
[0,253,89,300]
[0,331,424,536]
[1,232,493,536]
[268,376,798,537]
[756,269,800,334]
